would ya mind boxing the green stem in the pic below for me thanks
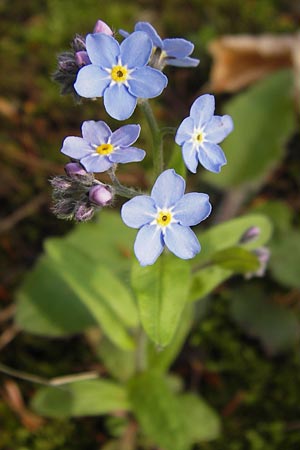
[138,99,163,177]
[135,327,147,373]
[108,167,141,199]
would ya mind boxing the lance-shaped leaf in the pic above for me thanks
[15,212,136,338]
[32,379,129,418]
[45,240,138,350]
[131,253,190,347]
[129,372,220,450]
[189,214,272,302]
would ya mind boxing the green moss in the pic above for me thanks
[189,296,300,450]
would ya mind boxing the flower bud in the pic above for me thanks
[72,34,86,52]
[75,204,95,222]
[245,247,270,279]
[75,51,91,66]
[240,226,261,244]
[50,176,72,191]
[89,184,113,206]
[93,20,113,35]
[64,162,87,178]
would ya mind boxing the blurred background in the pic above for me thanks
[1,0,300,448]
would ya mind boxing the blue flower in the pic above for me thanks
[120,22,199,69]
[121,169,211,266]
[61,120,145,173]
[175,94,233,173]
[74,31,168,120]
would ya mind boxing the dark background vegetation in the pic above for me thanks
[1,0,300,448]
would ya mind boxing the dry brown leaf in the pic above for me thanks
[208,34,297,92]
[1,379,44,430]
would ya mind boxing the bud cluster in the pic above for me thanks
[51,163,113,222]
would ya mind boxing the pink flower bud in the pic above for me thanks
[93,20,113,35]
[240,226,261,244]
[75,51,91,66]
[89,184,113,206]
[64,162,87,178]
[75,204,95,222]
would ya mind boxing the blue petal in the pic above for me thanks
[109,147,146,163]
[198,141,227,173]
[151,169,185,209]
[190,94,215,128]
[74,65,110,98]
[203,115,234,144]
[173,193,212,226]
[121,196,157,228]
[119,28,130,38]
[81,120,111,145]
[166,56,199,67]
[128,67,167,98]
[164,224,200,259]
[80,154,112,173]
[85,33,119,67]
[134,22,163,48]
[120,31,152,68]
[175,117,194,145]
[134,225,164,266]
[103,84,137,120]
[61,136,92,159]
[110,124,140,147]
[182,141,198,173]
[162,38,194,58]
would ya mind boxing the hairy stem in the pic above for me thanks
[108,167,141,199]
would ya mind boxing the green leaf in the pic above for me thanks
[230,284,299,354]
[180,393,221,442]
[32,379,129,418]
[270,230,300,289]
[129,372,220,450]
[189,265,232,302]
[251,200,293,236]
[167,143,187,178]
[147,304,193,372]
[15,211,136,339]
[45,240,138,350]
[194,213,272,264]
[212,246,260,273]
[64,212,136,277]
[96,337,135,382]
[15,256,96,336]
[131,253,190,347]
[203,70,296,188]
[188,214,272,302]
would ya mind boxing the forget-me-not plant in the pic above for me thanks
[53,19,233,266]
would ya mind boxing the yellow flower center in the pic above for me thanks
[195,132,203,143]
[156,210,172,227]
[110,65,128,83]
[96,143,114,155]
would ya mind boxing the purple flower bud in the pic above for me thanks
[89,184,113,206]
[72,34,86,52]
[246,247,270,279]
[240,226,261,244]
[64,162,87,178]
[50,176,72,191]
[75,204,95,222]
[75,51,91,66]
[93,20,113,35]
